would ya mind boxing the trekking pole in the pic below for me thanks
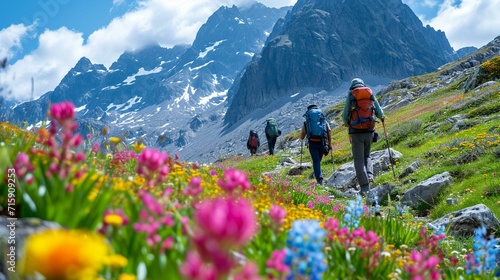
[300,140,304,169]
[382,119,396,179]
[331,149,334,174]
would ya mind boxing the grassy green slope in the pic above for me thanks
[225,56,500,221]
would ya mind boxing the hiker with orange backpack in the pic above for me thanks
[342,78,385,196]
[247,130,260,156]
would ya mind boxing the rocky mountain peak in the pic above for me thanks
[223,0,456,126]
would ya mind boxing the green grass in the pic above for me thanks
[221,79,500,231]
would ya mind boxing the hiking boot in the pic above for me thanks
[317,178,323,185]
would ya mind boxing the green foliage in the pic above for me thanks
[480,55,500,81]
[388,120,423,146]
[362,215,421,248]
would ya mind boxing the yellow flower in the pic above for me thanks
[104,254,128,268]
[21,229,110,280]
[109,137,121,144]
[118,273,137,280]
[104,214,124,227]
[132,142,146,153]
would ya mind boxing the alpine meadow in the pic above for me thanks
[1,0,500,279]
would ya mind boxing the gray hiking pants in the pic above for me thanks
[350,132,374,194]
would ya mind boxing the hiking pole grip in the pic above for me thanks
[382,120,396,179]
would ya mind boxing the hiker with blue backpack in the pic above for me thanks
[264,118,282,155]
[342,78,385,196]
[300,105,332,185]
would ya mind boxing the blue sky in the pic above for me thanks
[1,0,499,102]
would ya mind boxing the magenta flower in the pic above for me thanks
[194,197,257,247]
[217,169,252,194]
[180,251,217,280]
[49,101,75,130]
[91,142,101,153]
[234,262,261,280]
[269,204,286,228]
[34,102,85,181]
[306,201,314,209]
[404,250,442,280]
[184,177,203,197]
[266,249,290,277]
[13,152,34,179]
[136,148,170,187]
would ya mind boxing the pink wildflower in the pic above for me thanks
[194,197,257,247]
[234,262,261,280]
[266,249,290,277]
[306,201,314,209]
[91,142,101,153]
[13,152,34,179]
[217,169,252,194]
[49,101,75,130]
[180,251,217,280]
[184,177,203,196]
[269,204,286,228]
[136,148,170,187]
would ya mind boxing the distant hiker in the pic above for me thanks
[264,118,282,155]
[247,130,260,155]
[300,105,332,185]
[342,78,385,196]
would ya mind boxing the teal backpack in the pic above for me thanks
[266,118,279,137]
[303,106,327,142]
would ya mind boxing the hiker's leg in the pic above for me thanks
[363,132,374,181]
[351,134,369,189]
[309,142,323,182]
[269,137,276,155]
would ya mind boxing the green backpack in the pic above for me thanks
[266,118,279,137]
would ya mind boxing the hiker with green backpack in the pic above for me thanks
[264,118,281,155]
[300,105,332,185]
[342,78,385,196]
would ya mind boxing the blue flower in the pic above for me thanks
[343,195,364,229]
[284,220,327,280]
[466,226,500,275]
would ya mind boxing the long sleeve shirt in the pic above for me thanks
[342,86,384,134]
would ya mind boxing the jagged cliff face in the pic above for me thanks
[224,0,456,126]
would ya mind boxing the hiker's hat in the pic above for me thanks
[307,104,318,111]
[350,78,365,89]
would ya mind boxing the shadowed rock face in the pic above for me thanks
[224,0,456,126]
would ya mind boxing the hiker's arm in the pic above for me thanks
[342,92,351,126]
[373,95,384,119]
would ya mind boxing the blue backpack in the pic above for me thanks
[303,106,327,142]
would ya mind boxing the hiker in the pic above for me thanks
[300,105,332,185]
[247,130,260,155]
[342,78,385,196]
[264,118,282,155]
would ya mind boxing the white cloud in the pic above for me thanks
[0,24,32,60]
[425,0,500,49]
[3,27,85,101]
[2,0,297,102]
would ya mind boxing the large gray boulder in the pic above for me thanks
[429,204,500,237]
[326,148,402,189]
[401,172,452,208]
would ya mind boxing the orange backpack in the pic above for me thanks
[349,87,376,129]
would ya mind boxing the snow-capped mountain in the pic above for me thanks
[2,0,480,163]
[4,2,290,161]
